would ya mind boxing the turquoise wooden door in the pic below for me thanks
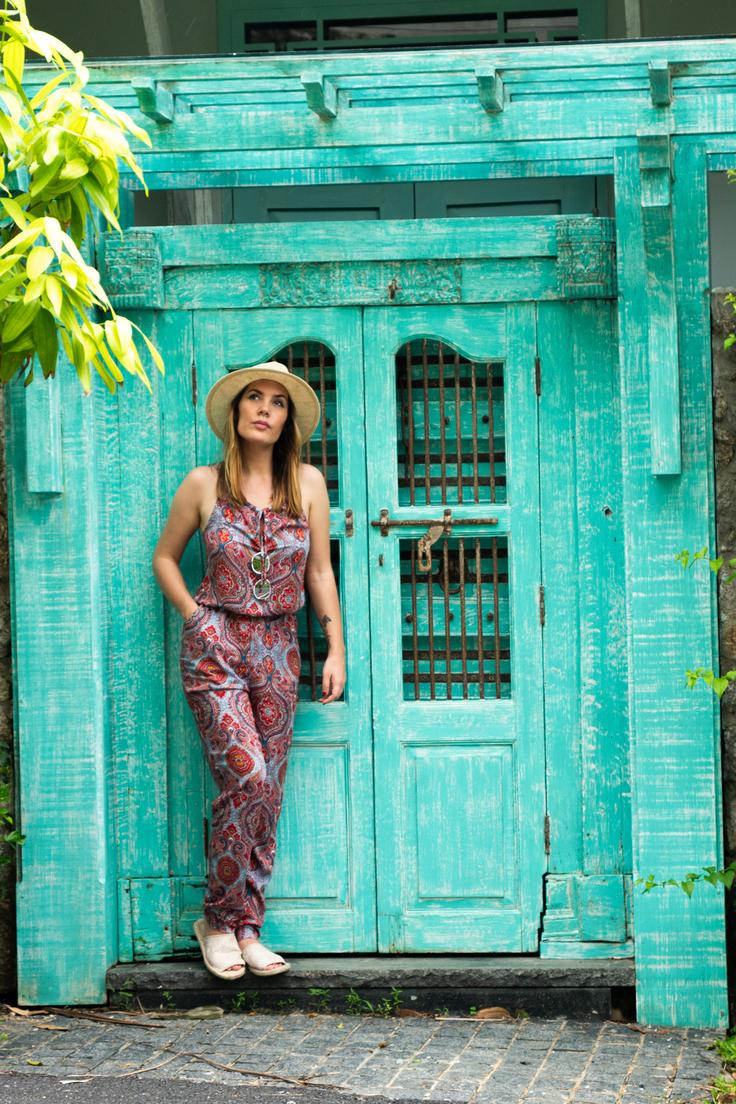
[364,304,545,951]
[182,307,376,952]
[109,216,624,961]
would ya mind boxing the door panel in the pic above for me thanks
[363,303,546,951]
[179,307,376,950]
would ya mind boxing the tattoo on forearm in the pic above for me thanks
[320,615,332,632]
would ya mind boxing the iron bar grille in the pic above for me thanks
[273,340,339,506]
[401,534,510,701]
[396,338,505,507]
[296,538,341,701]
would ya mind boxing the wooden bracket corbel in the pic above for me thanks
[475,66,505,113]
[131,78,175,123]
[300,71,338,120]
[638,131,681,475]
[648,60,673,107]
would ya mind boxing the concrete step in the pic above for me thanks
[107,955,636,1020]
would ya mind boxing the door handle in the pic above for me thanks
[417,524,445,572]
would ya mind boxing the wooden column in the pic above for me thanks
[613,138,727,1027]
[6,359,118,1004]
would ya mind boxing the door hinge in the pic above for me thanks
[544,814,551,855]
[538,583,545,626]
[534,354,541,396]
[191,359,198,406]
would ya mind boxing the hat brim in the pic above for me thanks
[205,363,321,443]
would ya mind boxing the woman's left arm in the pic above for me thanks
[304,467,346,704]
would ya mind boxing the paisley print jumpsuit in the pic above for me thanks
[179,496,309,942]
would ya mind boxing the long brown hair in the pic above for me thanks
[214,384,305,518]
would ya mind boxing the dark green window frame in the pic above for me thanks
[217,0,607,54]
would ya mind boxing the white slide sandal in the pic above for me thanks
[193,919,246,981]
[241,941,291,977]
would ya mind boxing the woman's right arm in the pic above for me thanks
[152,468,208,621]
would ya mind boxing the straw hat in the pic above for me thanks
[205,361,321,443]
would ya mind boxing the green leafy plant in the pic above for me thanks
[0,0,163,392]
[308,986,331,1012]
[375,987,403,1017]
[345,987,374,1014]
[0,742,23,900]
[228,989,259,1013]
[345,986,403,1017]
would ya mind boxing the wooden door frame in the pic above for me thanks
[7,207,724,1023]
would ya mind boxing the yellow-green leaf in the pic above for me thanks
[58,158,88,182]
[27,245,54,281]
[0,253,24,278]
[2,298,41,344]
[32,308,58,377]
[0,223,42,257]
[131,320,165,375]
[0,89,22,124]
[43,216,64,257]
[91,354,115,394]
[1,196,28,229]
[97,338,124,384]
[23,275,46,303]
[59,255,79,289]
[44,274,63,315]
[3,40,25,87]
[29,155,65,198]
[29,70,69,110]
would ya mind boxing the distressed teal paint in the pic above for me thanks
[6,41,730,1025]
[364,301,545,952]
[613,138,727,1025]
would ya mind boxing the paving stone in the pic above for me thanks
[0,1010,727,1103]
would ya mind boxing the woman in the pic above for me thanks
[152,360,346,981]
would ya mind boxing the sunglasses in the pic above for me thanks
[251,549,271,599]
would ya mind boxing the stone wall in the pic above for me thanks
[711,292,736,1022]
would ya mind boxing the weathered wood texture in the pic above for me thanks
[613,139,726,1026]
[5,40,731,1025]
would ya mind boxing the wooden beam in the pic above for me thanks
[637,132,681,475]
[475,66,505,113]
[624,0,642,38]
[300,71,338,120]
[131,77,175,123]
[138,0,172,55]
[648,60,673,107]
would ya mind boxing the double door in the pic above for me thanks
[170,300,545,953]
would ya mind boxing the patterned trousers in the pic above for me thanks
[179,603,301,942]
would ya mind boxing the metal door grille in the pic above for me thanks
[274,340,339,506]
[396,338,506,507]
[400,534,510,701]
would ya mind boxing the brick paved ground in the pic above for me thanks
[0,1011,726,1103]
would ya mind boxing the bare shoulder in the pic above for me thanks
[180,463,218,498]
[299,463,326,520]
[180,464,219,530]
